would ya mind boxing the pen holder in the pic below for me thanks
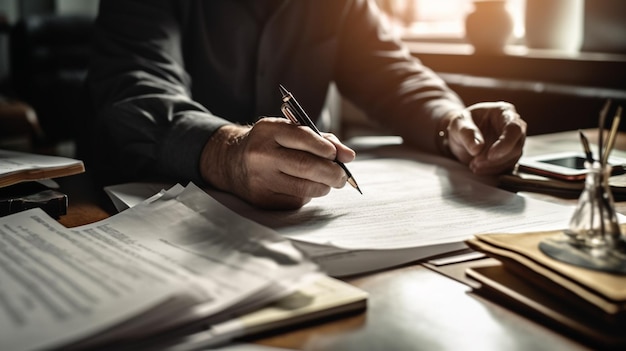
[540,161,626,274]
[567,161,621,248]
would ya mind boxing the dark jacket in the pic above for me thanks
[86,0,463,185]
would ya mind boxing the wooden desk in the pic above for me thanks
[53,130,614,351]
[56,173,112,228]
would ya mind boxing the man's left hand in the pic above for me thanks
[447,101,526,175]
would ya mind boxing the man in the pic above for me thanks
[86,0,526,209]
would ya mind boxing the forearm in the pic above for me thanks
[89,96,231,184]
[200,124,251,192]
[334,0,466,155]
[88,0,230,184]
[392,99,465,156]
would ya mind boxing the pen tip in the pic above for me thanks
[279,84,288,96]
[347,178,362,194]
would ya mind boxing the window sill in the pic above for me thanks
[405,42,626,90]
[407,42,626,61]
[402,42,626,136]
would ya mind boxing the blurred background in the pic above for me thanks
[347,0,626,138]
[0,0,97,155]
[0,0,625,156]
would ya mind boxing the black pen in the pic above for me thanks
[578,129,594,163]
[279,84,362,194]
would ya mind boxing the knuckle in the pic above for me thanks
[497,101,515,110]
[314,138,338,160]
[311,182,332,197]
[319,185,332,196]
[292,152,315,174]
[506,118,527,133]
[288,174,331,199]
[281,174,308,198]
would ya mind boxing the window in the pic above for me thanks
[376,0,526,43]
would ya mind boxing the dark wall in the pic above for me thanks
[583,0,626,54]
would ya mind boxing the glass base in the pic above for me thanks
[539,234,626,274]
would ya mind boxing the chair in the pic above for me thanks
[8,14,94,145]
[0,98,44,150]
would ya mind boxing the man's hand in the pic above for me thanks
[446,101,526,175]
[200,118,355,209]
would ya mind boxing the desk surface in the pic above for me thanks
[54,130,610,351]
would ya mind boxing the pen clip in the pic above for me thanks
[281,104,300,125]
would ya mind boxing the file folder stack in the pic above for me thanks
[466,229,626,350]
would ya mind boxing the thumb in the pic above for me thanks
[454,116,484,157]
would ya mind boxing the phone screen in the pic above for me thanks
[539,156,587,170]
[519,152,626,181]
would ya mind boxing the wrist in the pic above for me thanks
[200,124,250,192]
[435,111,460,159]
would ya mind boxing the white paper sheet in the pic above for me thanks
[101,138,583,277]
[0,209,186,351]
[72,183,319,338]
[0,183,318,351]
[0,149,84,187]
[103,181,173,212]
[208,139,580,276]
[245,158,575,248]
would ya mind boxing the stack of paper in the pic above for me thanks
[0,183,367,351]
[0,149,84,217]
[0,149,84,188]
[466,230,626,349]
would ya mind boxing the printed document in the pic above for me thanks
[0,183,318,351]
[103,138,585,277]
[0,149,84,187]
[210,138,581,276]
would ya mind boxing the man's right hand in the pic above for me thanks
[200,118,355,209]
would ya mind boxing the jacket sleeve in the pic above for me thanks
[86,0,229,185]
[334,0,466,152]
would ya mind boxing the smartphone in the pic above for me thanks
[517,151,626,181]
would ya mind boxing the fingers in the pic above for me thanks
[265,118,356,163]
[484,107,526,161]
[234,118,355,209]
[469,138,522,174]
[244,169,330,210]
[273,122,338,160]
[454,102,527,175]
[323,133,356,163]
[448,112,484,162]
[247,139,348,189]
